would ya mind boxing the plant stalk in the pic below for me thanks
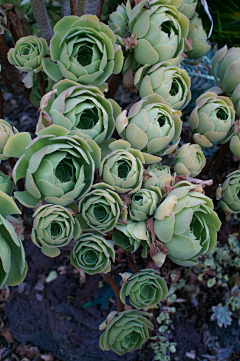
[60,0,71,16]
[75,0,87,16]
[37,71,46,97]
[101,273,125,312]
[127,252,139,274]
[29,0,53,44]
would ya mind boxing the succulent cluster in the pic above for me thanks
[1,0,240,356]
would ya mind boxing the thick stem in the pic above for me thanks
[75,0,87,17]
[101,273,124,312]
[85,0,101,15]
[127,252,139,274]
[96,0,102,18]
[29,0,53,44]
[106,73,123,99]
[70,0,76,15]
[0,86,3,119]
[37,71,46,97]
[61,0,71,16]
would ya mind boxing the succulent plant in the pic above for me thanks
[0,171,13,195]
[232,84,240,118]
[229,86,240,156]
[120,269,168,309]
[134,61,191,110]
[129,189,159,221]
[184,15,210,59]
[174,143,206,177]
[180,0,198,20]
[108,1,130,38]
[154,181,221,266]
[216,170,240,215]
[189,92,235,148]
[70,232,115,275]
[99,310,153,355]
[0,119,18,161]
[99,139,161,194]
[116,94,182,156]
[212,45,240,96]
[4,126,100,208]
[43,15,123,86]
[78,183,126,233]
[37,79,120,144]
[113,0,189,70]
[143,163,173,192]
[113,220,150,257]
[32,204,81,257]
[0,214,28,289]
[7,35,48,86]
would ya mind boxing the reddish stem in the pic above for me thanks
[101,273,124,312]
[127,252,139,274]
[106,73,123,99]
[37,71,46,97]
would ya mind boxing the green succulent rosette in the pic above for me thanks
[116,94,182,156]
[78,183,127,233]
[129,189,159,221]
[110,0,189,71]
[3,126,100,208]
[99,139,161,194]
[0,119,18,161]
[113,220,150,257]
[216,170,240,215]
[180,0,197,20]
[37,79,120,144]
[184,15,210,59]
[70,232,115,275]
[7,35,48,73]
[0,190,27,289]
[99,310,153,355]
[0,214,28,289]
[143,164,173,192]
[120,269,168,309]
[32,204,81,258]
[154,181,221,266]
[43,15,123,86]
[189,92,235,148]
[229,86,240,156]
[212,45,240,96]
[174,143,206,177]
[134,62,191,110]
[0,171,13,195]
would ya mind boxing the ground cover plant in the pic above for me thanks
[0,0,239,360]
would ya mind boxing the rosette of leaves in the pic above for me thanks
[113,220,150,257]
[216,170,240,215]
[174,143,206,177]
[120,269,168,309]
[180,0,198,20]
[154,181,221,266]
[184,15,210,59]
[99,139,161,194]
[189,92,235,148]
[70,232,115,275]
[143,164,174,192]
[129,189,159,221]
[229,86,240,156]
[0,119,18,161]
[78,183,127,233]
[0,190,27,289]
[43,15,123,86]
[37,79,120,144]
[3,126,100,208]
[0,171,13,195]
[212,45,240,96]
[109,0,189,70]
[32,204,81,257]
[116,94,182,156]
[134,61,191,110]
[7,35,48,87]
[99,310,153,355]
